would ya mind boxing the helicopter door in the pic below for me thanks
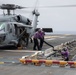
[4,23,14,44]
[14,24,18,35]
[7,23,13,33]
[14,24,21,37]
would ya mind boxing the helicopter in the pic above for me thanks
[0,4,53,49]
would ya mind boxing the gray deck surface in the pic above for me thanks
[0,34,76,75]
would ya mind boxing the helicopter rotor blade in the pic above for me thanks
[28,0,39,20]
[16,4,76,14]
[22,5,76,9]
[16,4,76,9]
[37,5,76,8]
[15,9,32,13]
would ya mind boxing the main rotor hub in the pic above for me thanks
[0,4,24,15]
[0,4,23,10]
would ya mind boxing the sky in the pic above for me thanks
[0,0,76,32]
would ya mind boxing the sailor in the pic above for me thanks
[33,31,40,50]
[38,28,45,50]
[61,48,69,61]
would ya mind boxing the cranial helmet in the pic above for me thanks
[63,48,67,51]
[38,28,42,32]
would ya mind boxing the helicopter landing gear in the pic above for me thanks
[30,37,33,43]
[25,38,29,47]
[17,37,29,48]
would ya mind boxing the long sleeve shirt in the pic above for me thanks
[33,32,39,39]
[38,31,45,39]
[61,50,69,58]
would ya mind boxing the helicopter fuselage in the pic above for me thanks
[0,4,40,49]
[0,21,32,47]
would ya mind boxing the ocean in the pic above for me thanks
[45,31,76,35]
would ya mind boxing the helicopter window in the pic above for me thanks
[14,24,18,35]
[17,16,20,21]
[7,24,10,31]
[7,24,12,33]
[0,23,5,31]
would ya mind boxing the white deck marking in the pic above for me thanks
[47,38,55,40]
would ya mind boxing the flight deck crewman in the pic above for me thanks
[61,48,69,61]
[33,31,40,50]
[38,29,45,50]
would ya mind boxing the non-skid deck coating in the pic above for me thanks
[0,34,76,75]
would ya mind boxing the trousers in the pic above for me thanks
[33,38,40,50]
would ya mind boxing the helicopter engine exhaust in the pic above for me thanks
[14,15,31,25]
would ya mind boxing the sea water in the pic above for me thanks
[45,31,76,35]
